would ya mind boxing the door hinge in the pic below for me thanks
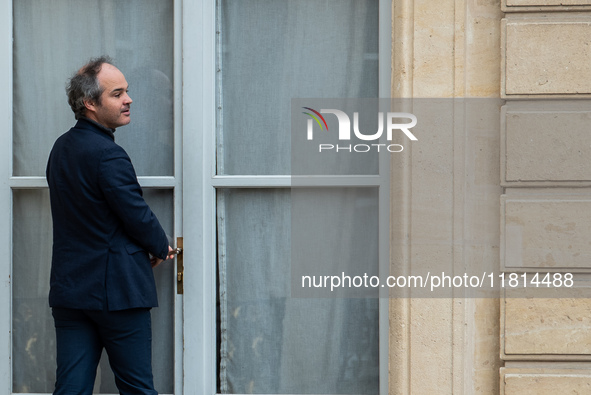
[176,237,184,294]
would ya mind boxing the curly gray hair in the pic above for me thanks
[66,56,114,120]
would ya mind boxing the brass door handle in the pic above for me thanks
[176,237,184,294]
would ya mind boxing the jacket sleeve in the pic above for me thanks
[98,145,169,259]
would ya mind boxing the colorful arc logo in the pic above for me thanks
[302,107,328,131]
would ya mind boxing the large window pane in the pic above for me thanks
[217,188,379,394]
[12,190,53,393]
[13,0,174,177]
[12,189,174,393]
[218,0,379,175]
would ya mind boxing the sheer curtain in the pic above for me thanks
[218,1,380,393]
[13,1,173,177]
[218,188,380,394]
[218,0,379,176]
[13,1,174,392]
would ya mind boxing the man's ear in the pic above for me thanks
[84,99,96,113]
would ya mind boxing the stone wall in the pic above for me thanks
[390,0,503,393]
[390,0,591,393]
[500,1,591,393]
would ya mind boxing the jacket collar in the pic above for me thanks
[76,117,116,141]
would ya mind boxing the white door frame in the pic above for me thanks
[0,0,13,391]
[181,0,217,393]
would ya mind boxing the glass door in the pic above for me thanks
[6,0,182,393]
[182,0,391,393]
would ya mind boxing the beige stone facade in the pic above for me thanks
[389,0,591,392]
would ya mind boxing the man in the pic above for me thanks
[46,56,173,395]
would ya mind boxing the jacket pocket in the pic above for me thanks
[125,243,145,255]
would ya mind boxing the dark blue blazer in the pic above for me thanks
[46,118,169,311]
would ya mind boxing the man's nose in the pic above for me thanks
[124,93,132,104]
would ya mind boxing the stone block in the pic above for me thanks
[501,101,591,186]
[502,365,591,394]
[502,195,591,270]
[502,297,591,357]
[503,0,591,12]
[507,0,591,4]
[502,16,591,97]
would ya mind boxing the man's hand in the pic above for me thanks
[166,245,176,260]
[151,246,175,268]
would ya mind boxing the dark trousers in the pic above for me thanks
[52,307,157,395]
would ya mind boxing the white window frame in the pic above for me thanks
[182,1,392,394]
